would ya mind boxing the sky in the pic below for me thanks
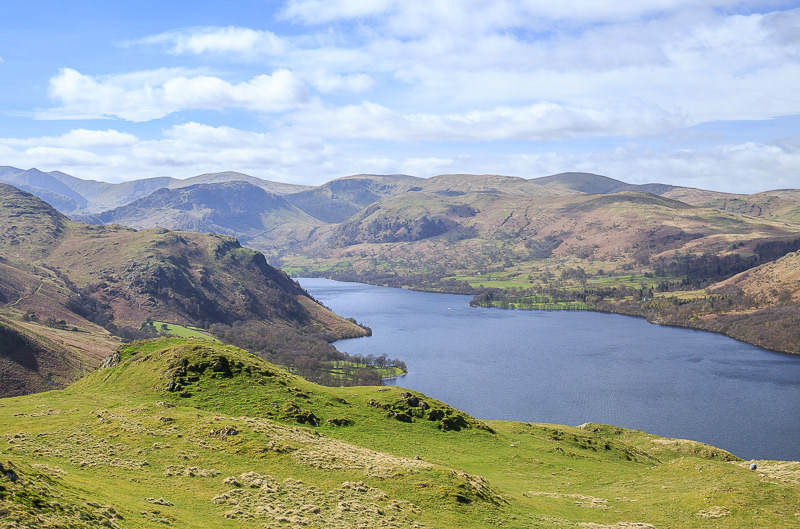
[1,1,799,193]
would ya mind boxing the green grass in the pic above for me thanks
[148,321,219,341]
[1,338,798,528]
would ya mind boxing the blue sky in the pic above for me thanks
[1,1,799,192]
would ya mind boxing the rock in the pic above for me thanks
[391,412,413,423]
[427,409,445,421]
[146,497,173,506]
[405,396,420,407]
[212,356,231,375]
[326,418,354,427]
[440,415,469,432]
[99,351,121,369]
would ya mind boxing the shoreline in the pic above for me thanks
[305,275,799,357]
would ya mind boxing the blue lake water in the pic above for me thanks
[298,278,800,461]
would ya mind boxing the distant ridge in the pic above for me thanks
[86,181,318,244]
[532,171,676,195]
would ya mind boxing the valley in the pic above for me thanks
[5,166,797,355]
[4,3,799,527]
[1,169,800,527]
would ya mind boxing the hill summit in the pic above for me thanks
[1,337,798,528]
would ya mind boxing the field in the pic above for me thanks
[2,338,799,528]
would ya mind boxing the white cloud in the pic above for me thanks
[280,0,754,28]
[2,129,138,149]
[6,2,800,194]
[288,100,687,141]
[406,140,800,194]
[281,0,394,24]
[308,72,375,93]
[3,123,797,193]
[44,68,308,121]
[0,124,338,184]
[134,26,286,57]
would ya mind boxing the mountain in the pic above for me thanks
[0,166,313,214]
[0,184,366,396]
[49,171,177,212]
[300,183,799,276]
[531,171,675,195]
[0,167,89,213]
[10,167,800,355]
[2,336,797,528]
[86,181,320,246]
[170,170,310,195]
[284,174,422,222]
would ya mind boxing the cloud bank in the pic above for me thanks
[0,1,797,193]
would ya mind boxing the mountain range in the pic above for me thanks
[3,165,800,355]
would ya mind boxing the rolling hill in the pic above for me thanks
[2,337,798,528]
[283,174,422,223]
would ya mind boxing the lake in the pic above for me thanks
[298,278,800,461]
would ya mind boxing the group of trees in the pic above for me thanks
[208,320,403,386]
[652,239,800,288]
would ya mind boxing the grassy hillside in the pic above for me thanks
[0,316,108,397]
[0,184,369,396]
[1,338,798,528]
[288,186,799,286]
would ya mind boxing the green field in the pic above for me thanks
[1,338,798,528]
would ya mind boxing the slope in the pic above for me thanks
[0,168,89,213]
[170,171,310,195]
[292,186,800,285]
[1,338,798,528]
[51,170,177,213]
[285,174,422,223]
[87,181,320,246]
[1,166,312,214]
[688,250,800,353]
[531,171,674,195]
[0,184,366,395]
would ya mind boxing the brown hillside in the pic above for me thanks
[712,250,800,306]
[0,185,366,395]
